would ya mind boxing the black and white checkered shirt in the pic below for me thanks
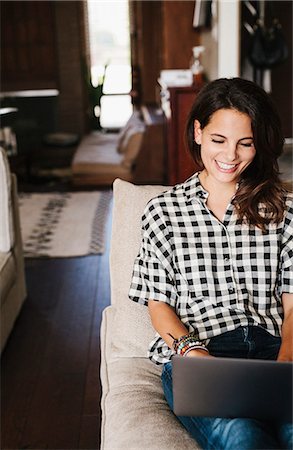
[129,173,293,365]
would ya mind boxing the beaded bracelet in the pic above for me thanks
[168,331,197,352]
[181,342,209,357]
[168,332,209,356]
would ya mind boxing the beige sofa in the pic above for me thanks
[71,112,145,186]
[100,179,200,449]
[0,147,27,353]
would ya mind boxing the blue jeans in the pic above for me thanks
[161,326,293,449]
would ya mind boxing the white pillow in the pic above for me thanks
[121,130,145,169]
[0,147,14,252]
[117,111,144,153]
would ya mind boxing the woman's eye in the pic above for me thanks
[241,142,254,148]
[211,139,224,144]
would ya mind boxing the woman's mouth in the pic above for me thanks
[215,160,238,173]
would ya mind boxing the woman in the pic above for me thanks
[129,78,293,449]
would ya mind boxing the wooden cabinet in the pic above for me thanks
[133,104,166,185]
[162,85,202,185]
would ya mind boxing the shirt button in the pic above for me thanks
[224,256,230,262]
[228,286,235,294]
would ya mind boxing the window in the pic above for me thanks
[87,0,132,129]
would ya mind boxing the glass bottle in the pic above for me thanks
[190,46,205,85]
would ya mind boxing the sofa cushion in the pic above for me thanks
[0,252,16,304]
[72,139,124,174]
[0,147,14,252]
[110,179,171,358]
[78,132,119,148]
[103,360,199,450]
[100,306,199,450]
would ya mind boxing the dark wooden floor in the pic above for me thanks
[1,205,112,450]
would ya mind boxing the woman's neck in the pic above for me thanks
[198,171,237,201]
[198,171,238,222]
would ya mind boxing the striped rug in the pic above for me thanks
[18,190,112,258]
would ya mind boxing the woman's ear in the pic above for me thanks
[194,120,202,145]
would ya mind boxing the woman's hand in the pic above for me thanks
[185,349,214,358]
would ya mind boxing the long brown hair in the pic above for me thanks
[186,78,289,230]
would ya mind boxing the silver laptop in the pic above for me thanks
[172,355,293,422]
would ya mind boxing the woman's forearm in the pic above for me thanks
[148,300,189,349]
[148,300,211,358]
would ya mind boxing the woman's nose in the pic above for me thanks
[225,144,238,161]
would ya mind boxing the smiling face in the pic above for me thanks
[194,108,256,189]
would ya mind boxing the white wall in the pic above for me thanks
[201,0,240,80]
[218,0,240,78]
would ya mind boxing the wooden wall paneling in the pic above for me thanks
[1,1,57,90]
[161,1,200,69]
[130,1,163,105]
[1,0,89,136]
[54,1,88,135]
[78,0,92,133]
[269,1,292,138]
[128,1,140,104]
[1,2,14,78]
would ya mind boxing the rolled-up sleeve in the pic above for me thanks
[129,200,177,308]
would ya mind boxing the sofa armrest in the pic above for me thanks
[100,305,116,450]
[100,306,116,367]
[0,147,13,252]
[0,174,27,353]
[11,174,26,298]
